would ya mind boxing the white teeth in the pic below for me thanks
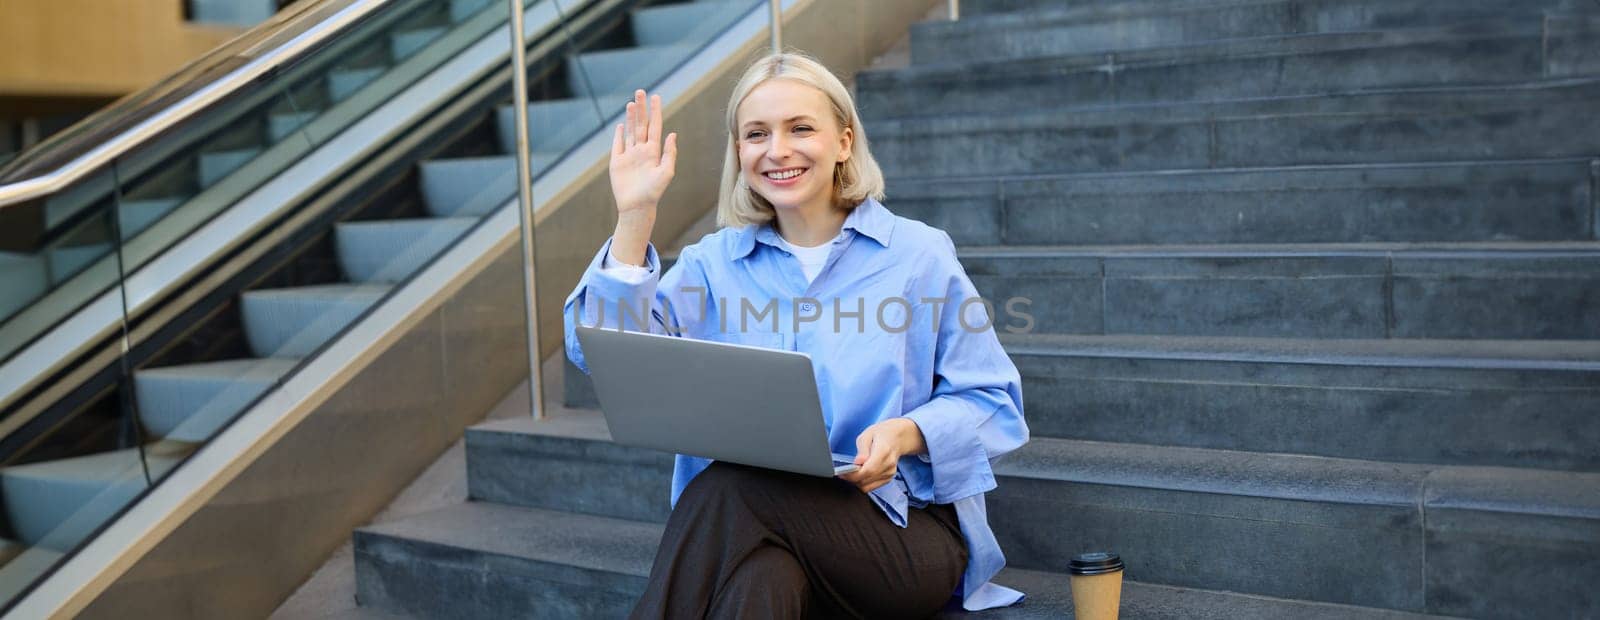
[765,169,803,180]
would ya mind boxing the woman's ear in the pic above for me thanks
[838,126,854,163]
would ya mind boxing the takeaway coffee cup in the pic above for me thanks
[1068,552,1124,620]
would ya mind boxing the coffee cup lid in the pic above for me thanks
[1069,552,1124,575]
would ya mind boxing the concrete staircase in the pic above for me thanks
[352,0,1600,618]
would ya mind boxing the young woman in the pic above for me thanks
[563,52,1028,618]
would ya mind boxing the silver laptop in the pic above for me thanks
[574,326,858,477]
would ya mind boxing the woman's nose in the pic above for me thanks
[767,134,792,159]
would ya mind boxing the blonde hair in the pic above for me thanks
[715,52,886,228]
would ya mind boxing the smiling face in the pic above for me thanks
[736,79,853,213]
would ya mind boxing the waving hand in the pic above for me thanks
[610,89,679,219]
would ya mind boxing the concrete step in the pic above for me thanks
[955,242,1600,340]
[238,283,390,358]
[864,19,1600,119]
[960,0,1169,18]
[412,406,1600,616]
[352,500,1453,618]
[416,154,558,218]
[930,0,1582,62]
[354,502,654,619]
[335,217,475,283]
[1550,11,1600,76]
[629,1,750,47]
[886,159,1599,246]
[946,568,1452,619]
[867,78,1600,177]
[1001,333,1600,473]
[466,412,673,523]
[562,329,1600,472]
[992,437,1600,617]
[312,606,413,620]
[563,357,599,409]
[968,0,1594,16]
[946,0,1216,18]
[134,358,299,443]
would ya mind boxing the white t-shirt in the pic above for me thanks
[774,234,833,283]
[603,231,838,285]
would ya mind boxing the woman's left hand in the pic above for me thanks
[839,418,927,493]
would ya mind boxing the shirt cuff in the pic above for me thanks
[578,237,662,333]
[867,475,911,528]
[904,398,998,503]
[602,247,654,284]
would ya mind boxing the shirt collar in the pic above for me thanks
[732,197,895,260]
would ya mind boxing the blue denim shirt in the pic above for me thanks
[563,197,1029,611]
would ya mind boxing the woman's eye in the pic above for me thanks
[745,130,767,139]
[792,126,814,134]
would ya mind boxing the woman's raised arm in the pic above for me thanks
[564,89,709,375]
[607,89,678,268]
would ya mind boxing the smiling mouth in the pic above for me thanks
[763,168,807,181]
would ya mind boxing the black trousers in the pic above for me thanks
[629,461,968,620]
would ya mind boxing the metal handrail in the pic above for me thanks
[507,0,544,418]
[0,0,392,209]
[769,0,782,53]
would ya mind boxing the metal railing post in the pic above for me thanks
[769,0,782,54]
[948,0,959,20]
[507,0,545,419]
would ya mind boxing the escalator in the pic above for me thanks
[0,0,760,612]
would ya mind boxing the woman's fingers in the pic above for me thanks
[661,132,677,169]
[608,89,674,217]
[850,467,891,493]
[853,430,875,466]
[632,90,648,145]
[838,431,871,486]
[840,425,900,494]
[624,102,636,147]
[647,94,664,147]
[620,90,672,160]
